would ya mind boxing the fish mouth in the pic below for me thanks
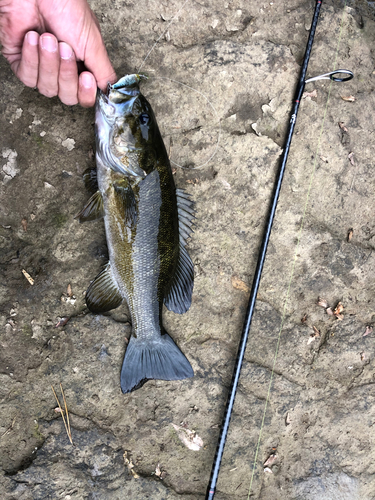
[110,74,148,93]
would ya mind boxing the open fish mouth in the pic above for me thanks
[110,74,148,92]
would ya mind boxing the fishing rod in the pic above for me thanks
[205,1,353,498]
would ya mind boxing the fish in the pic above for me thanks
[76,74,195,393]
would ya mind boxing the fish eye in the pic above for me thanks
[139,113,150,125]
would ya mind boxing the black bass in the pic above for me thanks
[77,74,194,393]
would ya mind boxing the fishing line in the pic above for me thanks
[205,1,353,498]
[136,1,221,169]
[151,76,221,170]
[246,4,349,495]
[138,0,189,72]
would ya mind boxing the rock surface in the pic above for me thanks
[1,1,374,499]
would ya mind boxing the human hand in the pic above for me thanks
[0,0,117,107]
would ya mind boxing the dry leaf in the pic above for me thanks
[301,314,308,324]
[302,89,317,99]
[360,352,366,361]
[317,297,328,308]
[55,317,70,328]
[154,463,166,479]
[189,405,199,413]
[285,412,291,426]
[308,326,320,345]
[347,228,353,242]
[171,423,203,451]
[123,451,139,479]
[312,326,321,337]
[341,95,356,102]
[231,275,250,293]
[348,152,355,166]
[326,307,334,316]
[333,302,344,320]
[67,283,73,297]
[338,122,348,132]
[22,269,34,285]
[363,326,373,337]
[21,218,27,231]
[264,454,277,467]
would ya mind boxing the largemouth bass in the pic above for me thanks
[77,74,194,393]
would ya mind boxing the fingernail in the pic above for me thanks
[81,72,94,89]
[41,35,57,53]
[59,42,73,60]
[26,31,39,46]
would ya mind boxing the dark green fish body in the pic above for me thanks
[77,75,194,393]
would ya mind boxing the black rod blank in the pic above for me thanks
[205,1,323,498]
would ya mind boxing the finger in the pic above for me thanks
[78,72,97,107]
[58,42,79,106]
[14,31,40,88]
[83,13,117,91]
[37,33,59,98]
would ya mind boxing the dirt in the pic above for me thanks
[1,0,375,499]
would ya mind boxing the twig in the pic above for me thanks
[0,415,17,439]
[60,383,72,444]
[51,384,73,445]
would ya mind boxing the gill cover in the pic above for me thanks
[95,74,149,178]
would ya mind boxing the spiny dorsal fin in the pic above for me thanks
[75,191,104,223]
[164,188,195,314]
[86,263,123,314]
[113,179,137,227]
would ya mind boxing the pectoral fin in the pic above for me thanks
[113,180,137,227]
[75,191,104,223]
[82,167,98,193]
[86,263,123,314]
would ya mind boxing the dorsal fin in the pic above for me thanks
[86,263,123,314]
[164,189,195,314]
[75,191,104,223]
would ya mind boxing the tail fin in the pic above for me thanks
[120,334,194,393]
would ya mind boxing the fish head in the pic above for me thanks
[96,74,163,175]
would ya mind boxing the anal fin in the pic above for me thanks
[86,263,123,314]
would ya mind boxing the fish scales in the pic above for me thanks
[77,74,194,393]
